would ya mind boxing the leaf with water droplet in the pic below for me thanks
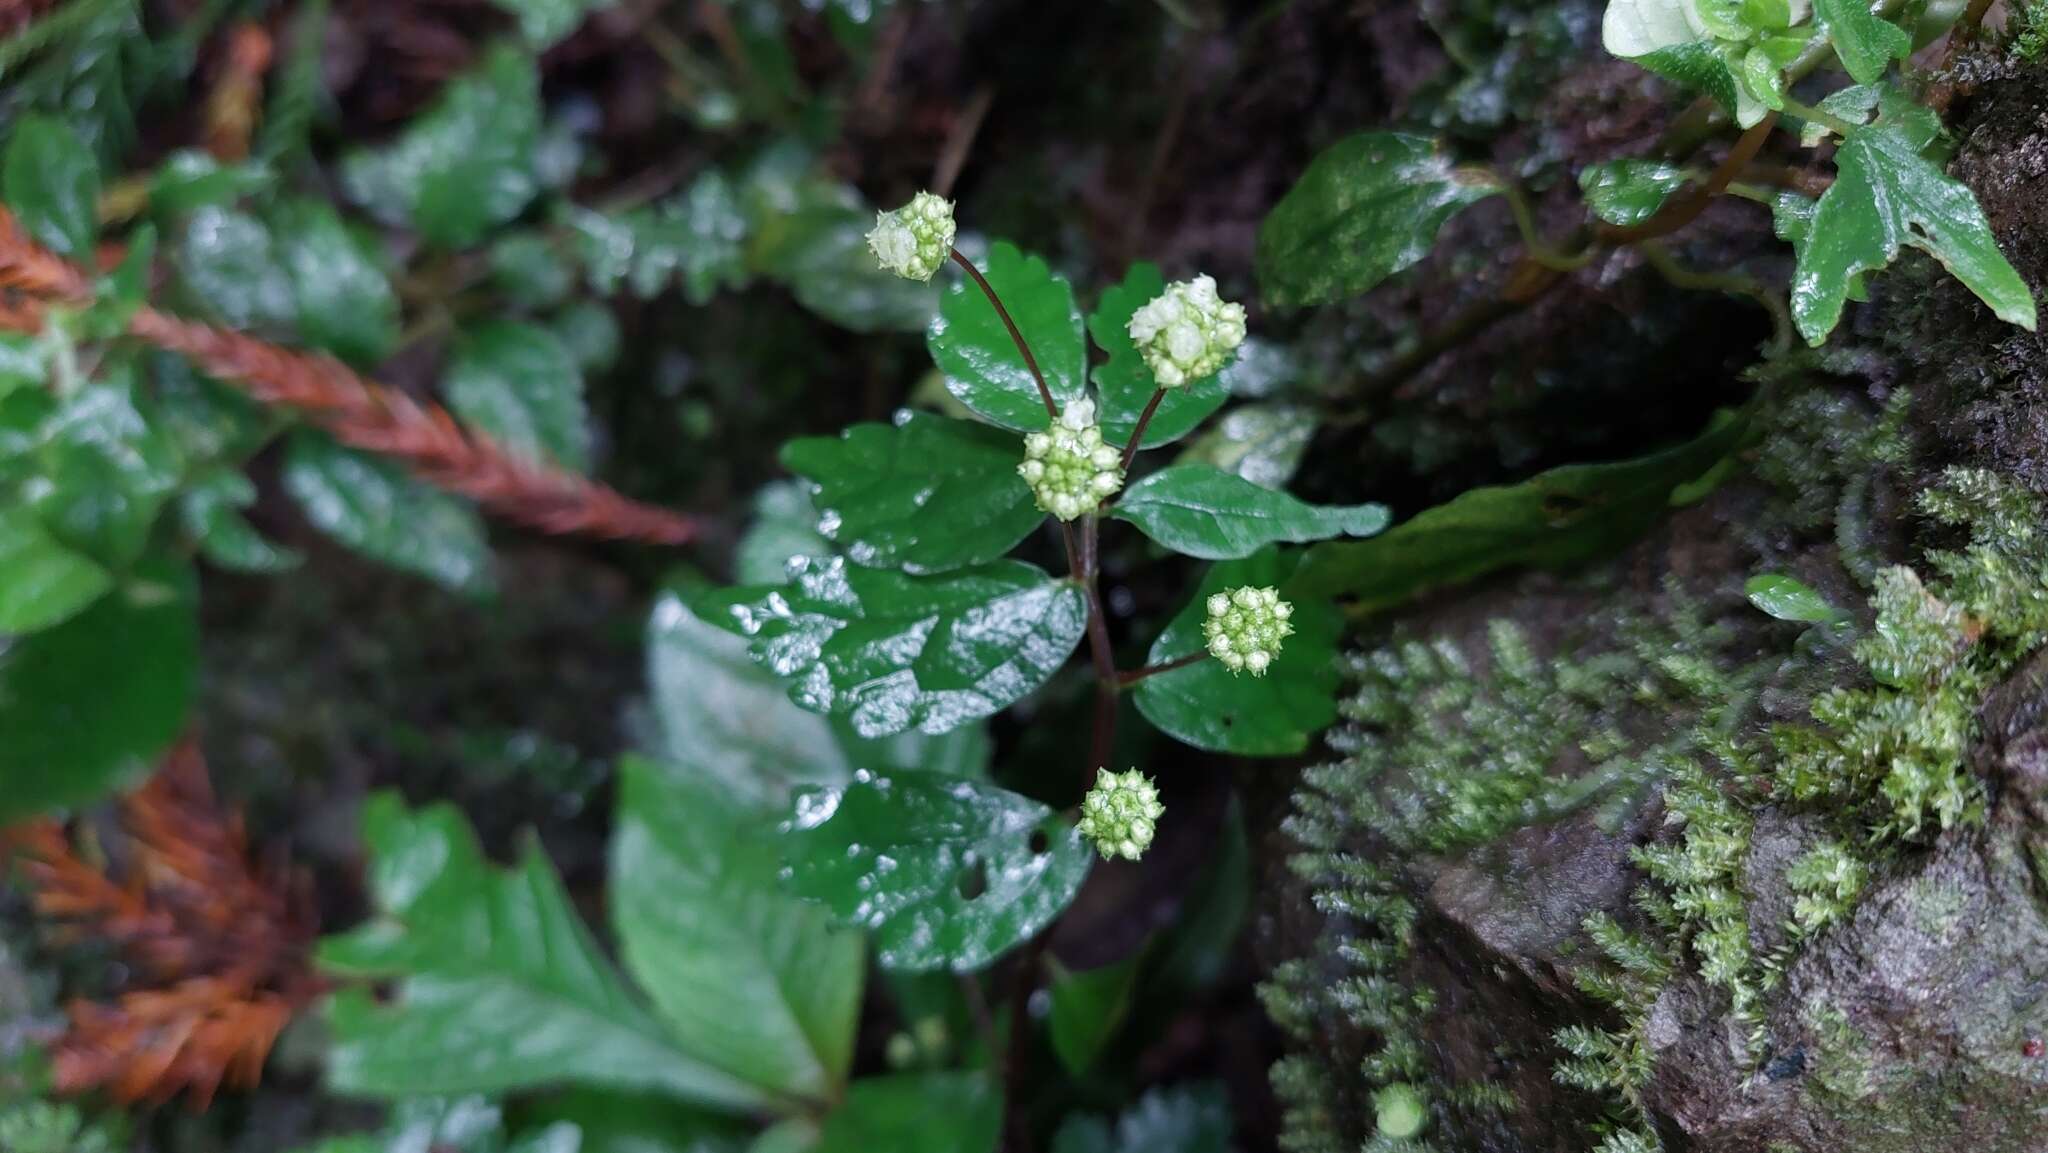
[928,243,1087,431]
[687,557,1088,739]
[781,413,1041,574]
[1110,464,1389,560]
[781,774,1092,972]
[283,431,495,594]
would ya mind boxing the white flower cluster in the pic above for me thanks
[1077,768,1165,861]
[1202,585,1293,676]
[865,191,956,282]
[1018,398,1123,521]
[1126,274,1248,388]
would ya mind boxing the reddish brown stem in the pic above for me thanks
[1120,388,1166,471]
[950,247,1058,420]
[1115,650,1205,686]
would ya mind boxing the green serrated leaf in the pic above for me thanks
[272,198,400,365]
[0,559,198,824]
[1745,573,1849,623]
[179,472,301,574]
[1111,464,1389,560]
[1047,953,1143,1075]
[1133,548,1341,756]
[320,793,776,1112]
[282,432,494,593]
[1815,0,1910,84]
[1290,405,1753,605]
[1090,264,1227,449]
[0,506,112,633]
[812,1073,1001,1153]
[928,242,1088,431]
[146,150,274,216]
[564,170,752,305]
[1791,114,2036,344]
[782,774,1092,971]
[445,320,590,469]
[613,756,864,1103]
[687,557,1088,739]
[341,43,542,248]
[2,114,99,257]
[1634,41,1744,122]
[735,480,829,586]
[1578,160,1687,227]
[781,413,1040,574]
[1255,133,1499,309]
[22,382,182,569]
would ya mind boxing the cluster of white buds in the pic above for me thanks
[1077,768,1164,861]
[865,191,957,282]
[1126,274,1248,388]
[1202,585,1293,676]
[1018,398,1123,521]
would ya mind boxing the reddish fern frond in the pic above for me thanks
[203,24,273,162]
[0,209,700,546]
[6,742,323,1108]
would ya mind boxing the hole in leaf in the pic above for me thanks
[1027,828,1050,854]
[957,859,990,900]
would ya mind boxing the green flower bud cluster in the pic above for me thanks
[1077,768,1164,861]
[1019,398,1123,521]
[1202,585,1293,676]
[1126,274,1248,387]
[866,191,957,282]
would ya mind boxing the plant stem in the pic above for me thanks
[1115,651,1206,686]
[1120,388,1166,470]
[1637,241,1794,354]
[951,247,1059,420]
[1081,517,1119,773]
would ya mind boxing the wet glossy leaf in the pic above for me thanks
[1050,1084,1236,1153]
[321,793,775,1112]
[172,206,297,331]
[735,481,829,585]
[145,150,273,216]
[1179,404,1315,490]
[341,44,542,248]
[1291,406,1753,605]
[782,774,1092,972]
[1600,0,1698,57]
[833,717,993,782]
[781,413,1040,574]
[0,506,112,634]
[1814,0,1909,84]
[1256,133,1500,309]
[928,242,1088,431]
[0,559,198,823]
[22,383,182,569]
[283,432,494,594]
[1577,159,1687,227]
[1636,42,1744,122]
[2,114,99,257]
[1047,954,1142,1075]
[0,334,47,397]
[179,472,301,574]
[1090,264,1227,449]
[445,321,590,469]
[272,198,400,365]
[688,557,1088,739]
[1134,548,1340,756]
[564,171,751,305]
[1791,110,2035,344]
[1111,464,1389,560]
[614,756,864,1103]
[646,589,851,809]
[812,1073,1001,1153]
[1745,573,1849,623]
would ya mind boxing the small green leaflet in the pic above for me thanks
[2,114,99,258]
[1256,133,1500,308]
[781,413,1042,574]
[1133,547,1341,756]
[444,321,591,470]
[1047,954,1143,1075]
[1636,42,1750,125]
[928,242,1088,431]
[283,432,495,594]
[1813,0,1908,85]
[1790,110,2035,344]
[1111,465,1389,560]
[781,774,1093,972]
[0,506,112,633]
[1745,573,1849,624]
[734,480,828,585]
[179,472,302,574]
[1090,264,1227,449]
[1578,160,1687,227]
[687,557,1088,739]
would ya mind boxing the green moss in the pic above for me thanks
[2015,0,2048,60]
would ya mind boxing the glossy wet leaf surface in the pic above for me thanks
[613,756,864,1104]
[1111,464,1389,560]
[928,242,1088,431]
[1134,548,1340,756]
[1256,133,1499,309]
[321,793,776,1113]
[1291,406,1752,605]
[19,382,182,570]
[688,557,1088,739]
[1790,108,2035,345]
[0,506,112,634]
[283,432,495,594]
[734,480,829,585]
[2,114,99,258]
[781,412,1040,573]
[782,774,1092,972]
[445,320,590,470]
[1179,403,1316,490]
[811,1072,1002,1153]
[179,472,302,574]
[1745,573,1849,623]
[1090,264,1227,450]
[1577,159,1687,227]
[0,559,197,823]
[1813,0,1908,84]
[271,198,400,365]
